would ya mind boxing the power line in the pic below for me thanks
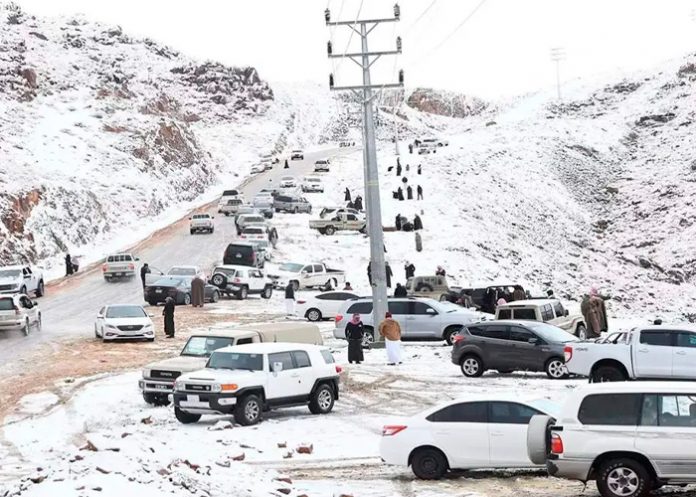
[406,0,438,33]
[334,0,365,73]
[425,0,488,55]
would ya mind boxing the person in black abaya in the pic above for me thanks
[163,296,176,338]
[345,313,365,363]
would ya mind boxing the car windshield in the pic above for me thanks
[308,178,320,183]
[0,269,21,278]
[279,263,303,272]
[244,228,264,234]
[207,352,263,371]
[106,306,146,318]
[222,190,238,196]
[528,322,579,343]
[0,298,14,311]
[168,267,197,276]
[153,277,184,287]
[181,336,236,357]
[244,216,264,224]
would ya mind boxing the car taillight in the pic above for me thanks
[382,425,407,437]
[551,433,564,455]
[233,278,241,284]
[128,264,134,270]
[102,263,107,272]
[335,314,343,323]
[14,305,21,316]
[564,346,573,363]
[335,365,343,374]
[453,334,465,343]
[297,300,306,304]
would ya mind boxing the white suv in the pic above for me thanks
[209,265,273,300]
[0,294,41,335]
[172,343,340,425]
[528,381,696,497]
[189,213,214,234]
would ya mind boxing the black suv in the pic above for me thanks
[223,243,265,268]
[451,320,578,379]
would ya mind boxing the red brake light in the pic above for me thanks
[382,425,407,437]
[335,365,343,374]
[233,278,241,284]
[551,433,564,455]
[453,334,465,343]
[297,300,306,304]
[335,314,343,323]
[564,346,573,363]
[102,263,107,272]
[128,264,135,270]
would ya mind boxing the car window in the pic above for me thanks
[347,302,372,314]
[303,266,314,274]
[426,402,488,423]
[0,298,14,311]
[320,349,335,364]
[497,309,512,319]
[467,325,509,340]
[388,301,410,315]
[313,264,323,272]
[489,402,542,424]
[292,351,312,368]
[676,333,696,348]
[640,331,673,347]
[509,327,535,343]
[578,394,642,425]
[541,305,554,322]
[347,214,357,221]
[19,296,33,309]
[269,352,295,371]
[315,294,329,301]
[411,302,437,315]
[236,338,254,345]
[512,308,537,320]
[553,302,565,318]
[658,394,696,427]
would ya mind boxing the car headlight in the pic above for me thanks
[143,369,151,378]
[143,323,153,329]
[211,383,222,393]
[174,380,185,391]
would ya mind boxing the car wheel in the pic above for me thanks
[174,407,201,424]
[234,394,262,426]
[146,299,157,306]
[526,414,555,464]
[306,308,322,322]
[35,280,44,297]
[596,458,652,497]
[592,365,626,383]
[20,285,26,295]
[309,383,335,414]
[545,358,568,379]
[261,286,273,299]
[143,392,169,406]
[415,283,433,292]
[236,286,248,300]
[325,225,336,235]
[211,290,220,303]
[443,326,461,346]
[411,447,448,480]
[293,206,299,214]
[22,319,30,336]
[362,329,374,348]
[460,355,484,377]
[576,324,588,340]
[35,315,42,331]
[211,273,228,288]
[183,293,192,305]
[190,229,195,235]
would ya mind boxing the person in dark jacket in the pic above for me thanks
[65,253,73,276]
[396,164,402,176]
[284,159,289,169]
[512,285,526,301]
[385,262,393,288]
[408,143,413,154]
[404,262,415,279]
[395,214,402,231]
[397,187,404,201]
[413,214,423,230]
[345,187,351,202]
[397,157,401,168]
[345,313,365,363]
[394,283,408,297]
[435,266,446,277]
[140,263,151,288]
[354,196,363,211]
[406,185,413,200]
[163,296,176,338]
[347,200,355,209]
[405,164,410,172]
[483,288,496,314]
[284,282,295,315]
[417,164,422,175]
[417,185,423,200]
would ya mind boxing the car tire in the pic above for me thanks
[415,283,434,292]
[20,285,27,295]
[293,207,299,214]
[147,299,157,306]
[143,392,169,406]
[309,383,335,414]
[576,324,588,340]
[460,355,484,377]
[545,357,568,379]
[183,293,192,305]
[190,229,195,235]
[234,394,263,426]
[411,447,448,480]
[235,286,248,300]
[94,325,100,338]
[35,315,42,332]
[211,290,220,303]
[527,414,555,465]
[211,273,228,289]
[22,319,30,336]
[261,285,273,299]
[174,407,201,424]
[362,329,374,348]
[591,365,626,383]
[35,280,45,297]
[443,326,461,346]
[306,308,322,321]
[325,226,336,235]
[596,458,652,497]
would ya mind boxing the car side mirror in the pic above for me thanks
[565,309,569,317]
[426,308,436,315]
[147,313,154,318]
[24,274,31,279]
[272,362,283,374]
[135,257,140,261]
[528,337,539,345]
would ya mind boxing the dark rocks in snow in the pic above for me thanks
[28,31,47,40]
[406,88,487,118]
[170,61,273,103]
[677,62,696,79]
[635,113,676,126]
[604,80,641,94]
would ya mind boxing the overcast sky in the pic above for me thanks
[15,0,696,98]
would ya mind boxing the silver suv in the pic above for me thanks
[333,297,483,346]
[273,194,312,214]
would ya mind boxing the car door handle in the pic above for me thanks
[290,373,301,378]
[638,349,649,353]
[490,431,504,437]
[675,351,687,356]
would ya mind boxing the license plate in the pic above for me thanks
[155,289,163,293]
[154,384,169,390]
[187,395,200,402]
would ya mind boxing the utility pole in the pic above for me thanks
[550,47,565,101]
[326,4,403,344]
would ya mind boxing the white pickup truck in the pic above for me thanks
[0,265,45,297]
[564,325,696,382]
[267,262,346,291]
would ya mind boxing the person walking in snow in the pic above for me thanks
[406,185,413,200]
[191,275,205,308]
[397,187,404,201]
[397,157,401,168]
[394,283,408,297]
[417,185,423,200]
[378,312,402,365]
[413,214,423,231]
[396,163,402,176]
[385,262,393,288]
[417,164,422,175]
[65,253,73,276]
[345,187,351,202]
[284,159,289,169]
[405,164,410,172]
[408,143,413,154]
[284,282,296,316]
[354,195,363,211]
[140,263,151,288]
[404,261,415,279]
[436,266,446,277]
[163,296,176,338]
[395,213,402,231]
[415,232,423,252]
[345,313,365,363]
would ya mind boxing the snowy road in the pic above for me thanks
[0,146,359,363]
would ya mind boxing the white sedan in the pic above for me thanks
[380,395,558,479]
[296,291,359,321]
[279,176,297,188]
[167,265,205,280]
[94,304,155,342]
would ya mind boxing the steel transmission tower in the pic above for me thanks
[326,4,404,343]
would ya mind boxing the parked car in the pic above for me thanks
[314,160,330,172]
[296,291,360,321]
[94,304,154,342]
[279,176,297,188]
[0,265,45,297]
[564,325,696,382]
[250,164,265,174]
[527,381,696,497]
[458,284,528,310]
[223,243,266,268]
[235,213,266,234]
[301,176,324,193]
[268,262,346,291]
[139,323,323,405]
[273,194,312,214]
[319,207,364,219]
[167,265,206,280]
[381,395,559,479]
[209,265,274,300]
[219,198,244,216]
[252,195,275,218]
[417,147,435,155]
[451,320,579,379]
[189,213,214,234]
[309,212,367,235]
[404,275,462,301]
[172,343,340,425]
[239,226,267,245]
[495,299,586,338]
[290,150,304,160]
[217,189,244,213]
[335,297,484,346]
[145,277,220,306]
[418,137,449,148]
[0,293,41,335]
[102,253,138,281]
